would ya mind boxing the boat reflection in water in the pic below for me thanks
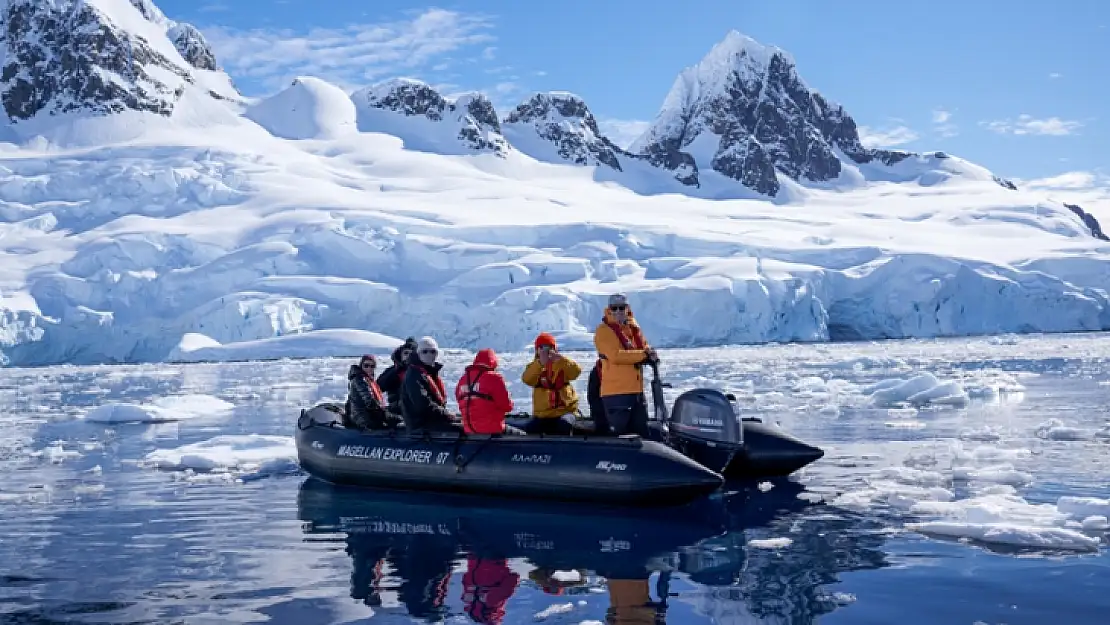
[296,477,891,624]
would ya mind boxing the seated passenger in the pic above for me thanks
[455,348,523,435]
[345,355,395,430]
[377,336,416,418]
[586,355,611,435]
[401,336,463,434]
[520,333,581,435]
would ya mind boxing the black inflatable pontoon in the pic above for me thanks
[296,403,724,507]
[294,363,824,507]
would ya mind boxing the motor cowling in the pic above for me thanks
[669,388,744,450]
[301,402,344,428]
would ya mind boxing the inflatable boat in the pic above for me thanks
[295,364,824,507]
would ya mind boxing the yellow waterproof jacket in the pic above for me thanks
[593,308,650,397]
[521,356,582,418]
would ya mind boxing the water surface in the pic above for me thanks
[1,332,1108,624]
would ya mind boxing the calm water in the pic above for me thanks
[1,333,1108,624]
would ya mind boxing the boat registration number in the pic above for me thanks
[336,445,450,465]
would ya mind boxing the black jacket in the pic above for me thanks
[587,359,610,435]
[400,353,458,433]
[346,365,392,430]
[376,347,407,415]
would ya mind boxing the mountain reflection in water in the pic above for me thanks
[296,478,891,624]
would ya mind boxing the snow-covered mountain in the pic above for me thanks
[627,31,1016,197]
[0,0,1107,367]
[350,78,509,157]
[502,92,625,171]
[0,0,241,144]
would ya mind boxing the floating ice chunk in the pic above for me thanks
[1081,516,1109,531]
[82,393,234,423]
[867,373,969,408]
[905,520,1100,551]
[550,570,582,582]
[1034,418,1091,441]
[534,602,576,621]
[30,441,82,464]
[952,464,1033,487]
[1057,496,1110,520]
[142,434,297,480]
[748,537,793,549]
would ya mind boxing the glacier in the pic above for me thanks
[0,1,1108,366]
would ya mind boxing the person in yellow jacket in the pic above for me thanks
[520,332,582,435]
[593,293,657,437]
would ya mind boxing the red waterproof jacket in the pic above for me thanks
[455,349,514,434]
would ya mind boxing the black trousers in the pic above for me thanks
[601,393,649,437]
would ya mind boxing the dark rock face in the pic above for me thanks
[169,23,218,72]
[361,81,508,156]
[364,80,447,121]
[0,0,230,123]
[504,93,624,171]
[1064,203,1109,241]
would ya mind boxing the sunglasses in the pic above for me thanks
[419,349,438,355]
[609,305,627,311]
[361,362,374,369]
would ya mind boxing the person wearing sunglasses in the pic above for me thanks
[377,336,417,420]
[593,293,658,437]
[401,336,463,434]
[344,354,394,430]
[520,332,582,435]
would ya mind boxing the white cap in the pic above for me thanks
[418,336,439,352]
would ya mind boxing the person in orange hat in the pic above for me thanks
[520,332,582,435]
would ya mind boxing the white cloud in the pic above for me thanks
[481,46,497,60]
[201,9,496,95]
[981,114,1083,136]
[597,119,652,149]
[1049,72,1063,79]
[931,108,958,138]
[857,125,919,149]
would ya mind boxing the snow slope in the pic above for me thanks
[0,2,1107,366]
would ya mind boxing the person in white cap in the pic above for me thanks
[592,293,657,437]
[400,336,462,433]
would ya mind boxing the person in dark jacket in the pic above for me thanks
[345,354,396,430]
[401,336,462,434]
[587,356,612,436]
[377,336,417,418]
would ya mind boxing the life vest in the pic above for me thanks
[415,363,447,405]
[537,362,568,410]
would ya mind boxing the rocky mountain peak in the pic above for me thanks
[0,0,237,132]
[502,91,623,170]
[629,30,918,196]
[353,79,508,156]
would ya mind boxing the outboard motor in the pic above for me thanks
[298,402,345,429]
[667,388,745,474]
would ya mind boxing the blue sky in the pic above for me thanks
[159,0,1107,187]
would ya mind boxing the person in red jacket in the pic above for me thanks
[455,348,522,435]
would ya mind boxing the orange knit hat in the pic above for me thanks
[534,332,557,349]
